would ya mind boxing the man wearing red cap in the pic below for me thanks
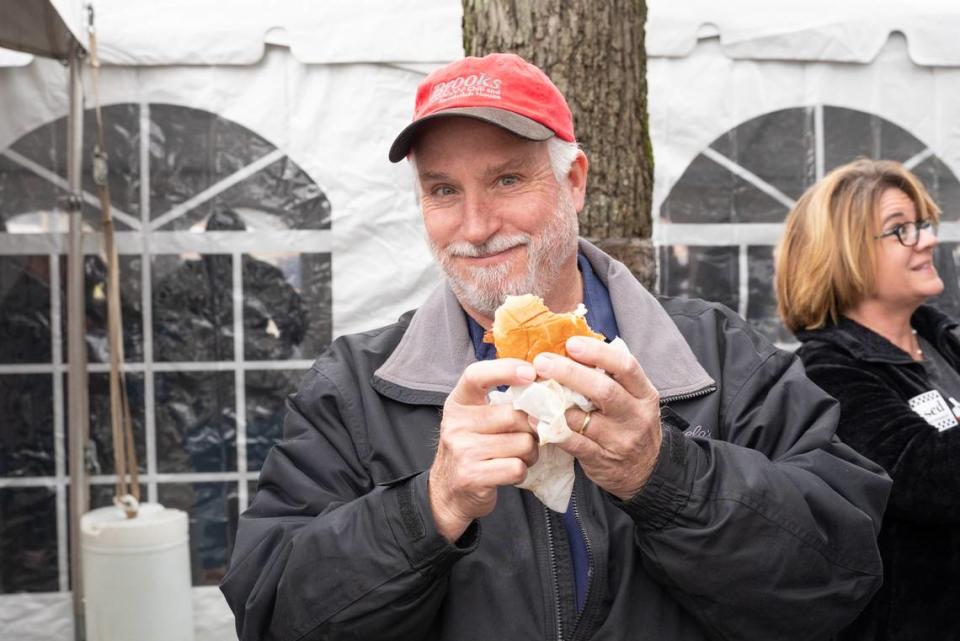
[223,53,889,640]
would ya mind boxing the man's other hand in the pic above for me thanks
[429,359,539,542]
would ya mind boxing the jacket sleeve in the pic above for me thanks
[802,351,960,523]
[219,366,477,641]
[615,344,891,641]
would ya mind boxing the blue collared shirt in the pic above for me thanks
[464,252,620,612]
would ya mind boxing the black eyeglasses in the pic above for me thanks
[874,219,937,247]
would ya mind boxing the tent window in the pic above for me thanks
[0,103,332,592]
[659,105,960,346]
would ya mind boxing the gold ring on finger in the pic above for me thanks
[578,411,593,435]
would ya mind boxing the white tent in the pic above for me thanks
[647,0,960,344]
[1,0,462,339]
[0,2,462,640]
[2,2,959,639]
[1,2,92,639]
[0,0,88,57]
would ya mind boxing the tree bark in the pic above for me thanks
[463,0,655,288]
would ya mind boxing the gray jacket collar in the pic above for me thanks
[373,239,715,405]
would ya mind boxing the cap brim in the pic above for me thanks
[388,107,555,163]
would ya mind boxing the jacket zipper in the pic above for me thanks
[660,384,716,405]
[542,384,715,641]
[543,507,563,641]
[570,488,593,639]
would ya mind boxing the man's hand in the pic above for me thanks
[532,336,662,501]
[429,359,539,542]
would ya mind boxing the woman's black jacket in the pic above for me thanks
[797,305,960,641]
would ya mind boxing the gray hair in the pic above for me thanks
[546,137,581,183]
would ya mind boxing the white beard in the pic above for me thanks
[429,188,580,317]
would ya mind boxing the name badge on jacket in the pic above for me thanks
[908,390,959,431]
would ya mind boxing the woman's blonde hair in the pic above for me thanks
[775,158,940,333]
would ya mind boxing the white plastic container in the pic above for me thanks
[81,503,194,641]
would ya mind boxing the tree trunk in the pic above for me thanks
[463,0,655,288]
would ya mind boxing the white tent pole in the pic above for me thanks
[66,41,89,641]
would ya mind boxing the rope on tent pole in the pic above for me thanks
[87,4,140,519]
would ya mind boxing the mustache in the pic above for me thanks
[444,234,530,258]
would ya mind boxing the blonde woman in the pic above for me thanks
[776,158,960,641]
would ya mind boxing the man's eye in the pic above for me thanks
[432,185,456,196]
[499,175,519,187]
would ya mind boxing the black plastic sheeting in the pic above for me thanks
[158,482,237,586]
[0,104,332,234]
[746,246,796,345]
[246,370,303,471]
[660,243,960,345]
[661,105,960,343]
[0,374,55,477]
[0,487,58,593]
[156,371,236,474]
[152,253,236,363]
[0,104,330,592]
[658,244,740,311]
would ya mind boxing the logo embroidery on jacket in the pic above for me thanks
[684,425,712,439]
[908,390,959,431]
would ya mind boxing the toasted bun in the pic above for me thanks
[483,294,605,361]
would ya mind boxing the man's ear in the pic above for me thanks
[566,151,589,212]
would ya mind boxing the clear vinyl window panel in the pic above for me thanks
[0,103,329,593]
[659,105,960,344]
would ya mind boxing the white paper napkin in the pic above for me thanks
[487,338,628,512]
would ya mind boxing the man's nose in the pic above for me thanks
[460,191,500,243]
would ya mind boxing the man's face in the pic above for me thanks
[413,117,583,319]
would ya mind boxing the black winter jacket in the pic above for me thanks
[221,241,890,641]
[797,305,960,641]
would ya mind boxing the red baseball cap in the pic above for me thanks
[388,53,575,163]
